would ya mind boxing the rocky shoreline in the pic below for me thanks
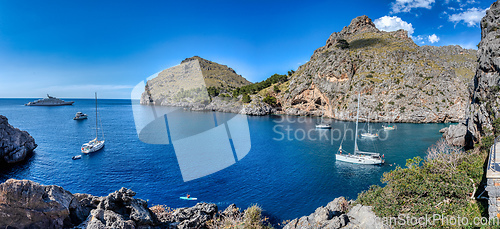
[0,179,386,229]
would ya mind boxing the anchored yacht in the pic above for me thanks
[25,94,74,106]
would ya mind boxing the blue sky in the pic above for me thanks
[0,0,493,98]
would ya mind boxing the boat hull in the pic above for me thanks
[26,102,74,106]
[82,141,105,154]
[360,133,378,138]
[316,125,332,129]
[335,154,384,165]
[73,116,88,120]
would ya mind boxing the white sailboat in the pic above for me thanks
[336,92,384,165]
[81,93,105,154]
[360,116,378,138]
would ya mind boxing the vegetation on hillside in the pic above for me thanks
[232,73,290,97]
[357,138,491,228]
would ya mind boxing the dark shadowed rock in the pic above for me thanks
[0,179,83,228]
[0,115,37,163]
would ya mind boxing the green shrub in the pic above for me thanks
[242,94,251,103]
[233,73,288,96]
[273,85,280,93]
[388,101,395,105]
[358,140,487,228]
[263,96,277,106]
[207,86,220,97]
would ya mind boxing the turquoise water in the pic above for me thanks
[0,98,450,222]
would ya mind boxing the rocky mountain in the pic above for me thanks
[181,56,251,89]
[276,16,476,123]
[442,0,500,147]
[0,115,37,163]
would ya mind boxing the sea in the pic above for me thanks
[0,98,450,222]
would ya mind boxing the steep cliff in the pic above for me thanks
[465,0,500,143]
[442,0,500,147]
[277,16,476,123]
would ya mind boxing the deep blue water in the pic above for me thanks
[0,98,450,222]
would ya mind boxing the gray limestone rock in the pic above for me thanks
[0,115,37,163]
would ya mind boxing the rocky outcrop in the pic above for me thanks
[441,122,472,147]
[0,115,37,163]
[283,197,388,229]
[277,15,475,123]
[154,202,218,229]
[76,188,157,228]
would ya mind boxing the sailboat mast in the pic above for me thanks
[95,92,98,140]
[354,92,360,153]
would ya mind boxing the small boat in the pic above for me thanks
[72,155,82,160]
[316,123,332,129]
[383,122,396,130]
[73,112,88,120]
[25,94,74,106]
[316,116,332,129]
[361,132,378,138]
[180,196,198,200]
[81,93,105,154]
[336,92,384,165]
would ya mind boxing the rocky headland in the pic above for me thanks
[0,115,37,163]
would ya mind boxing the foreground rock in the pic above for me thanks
[284,197,388,229]
[0,115,37,163]
[0,179,82,228]
[0,179,257,229]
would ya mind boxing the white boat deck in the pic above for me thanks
[487,141,500,179]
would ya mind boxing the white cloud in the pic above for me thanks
[428,34,440,43]
[413,35,426,44]
[374,16,415,37]
[449,7,488,27]
[392,0,435,13]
